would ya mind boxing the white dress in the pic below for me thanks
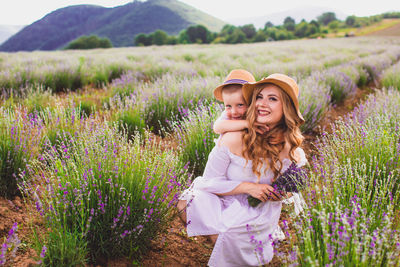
[180,145,307,266]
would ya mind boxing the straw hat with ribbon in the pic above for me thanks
[213,69,256,102]
[242,73,304,123]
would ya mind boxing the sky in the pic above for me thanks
[1,0,400,25]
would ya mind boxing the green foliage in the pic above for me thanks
[115,106,146,138]
[239,24,257,39]
[22,125,187,260]
[294,21,309,38]
[172,102,222,176]
[0,109,41,197]
[328,20,340,31]
[78,100,96,118]
[383,12,400,18]
[23,87,53,114]
[39,107,83,148]
[253,30,267,42]
[345,15,356,26]
[317,12,337,25]
[152,30,169,46]
[185,25,212,44]
[323,71,355,104]
[283,16,296,31]
[381,62,400,90]
[285,89,400,267]
[35,227,88,267]
[264,21,274,30]
[132,9,390,45]
[134,33,152,46]
[65,35,112,50]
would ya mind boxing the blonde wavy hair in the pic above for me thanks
[242,83,304,182]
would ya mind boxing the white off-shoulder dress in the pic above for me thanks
[180,145,307,267]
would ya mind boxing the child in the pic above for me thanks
[212,69,268,138]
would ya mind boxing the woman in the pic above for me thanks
[178,73,307,266]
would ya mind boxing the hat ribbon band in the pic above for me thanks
[223,79,249,84]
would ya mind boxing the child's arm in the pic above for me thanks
[214,120,269,134]
[213,119,249,134]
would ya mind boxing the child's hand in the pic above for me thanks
[254,122,269,134]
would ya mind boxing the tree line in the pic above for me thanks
[65,11,400,49]
[134,12,400,46]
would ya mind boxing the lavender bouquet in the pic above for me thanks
[248,162,308,207]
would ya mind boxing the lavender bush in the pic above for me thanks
[381,61,400,90]
[171,101,222,176]
[140,75,217,134]
[0,223,20,266]
[298,74,331,132]
[283,88,400,265]
[290,195,400,266]
[322,69,356,104]
[21,124,187,261]
[0,108,42,197]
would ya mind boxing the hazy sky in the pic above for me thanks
[1,0,400,25]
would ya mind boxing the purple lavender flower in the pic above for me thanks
[248,162,308,207]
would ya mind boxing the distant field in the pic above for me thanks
[366,19,400,36]
[328,19,400,37]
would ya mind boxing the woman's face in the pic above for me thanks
[254,84,283,128]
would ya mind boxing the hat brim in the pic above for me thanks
[242,78,305,123]
[213,79,249,102]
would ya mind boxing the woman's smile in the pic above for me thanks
[255,85,283,127]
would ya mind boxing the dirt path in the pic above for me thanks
[0,84,374,267]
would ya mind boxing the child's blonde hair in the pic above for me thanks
[221,84,243,98]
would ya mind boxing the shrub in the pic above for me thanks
[0,108,42,197]
[323,70,356,104]
[381,61,400,90]
[298,75,331,132]
[282,89,400,266]
[34,227,88,267]
[65,35,113,50]
[172,101,222,177]
[141,75,213,134]
[21,124,187,261]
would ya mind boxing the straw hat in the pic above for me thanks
[242,73,304,122]
[213,69,256,102]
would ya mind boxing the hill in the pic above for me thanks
[0,25,25,45]
[0,0,226,52]
[365,19,400,36]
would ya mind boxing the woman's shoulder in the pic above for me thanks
[218,131,244,156]
[281,143,307,166]
[294,147,307,166]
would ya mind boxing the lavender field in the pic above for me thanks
[1,36,400,266]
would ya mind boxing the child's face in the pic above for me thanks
[222,90,248,120]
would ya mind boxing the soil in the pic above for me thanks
[0,84,374,266]
[366,20,400,36]
[0,197,38,267]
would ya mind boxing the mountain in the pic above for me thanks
[227,6,347,29]
[0,25,25,44]
[0,0,226,52]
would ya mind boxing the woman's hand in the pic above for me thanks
[247,183,283,202]
[254,122,269,135]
